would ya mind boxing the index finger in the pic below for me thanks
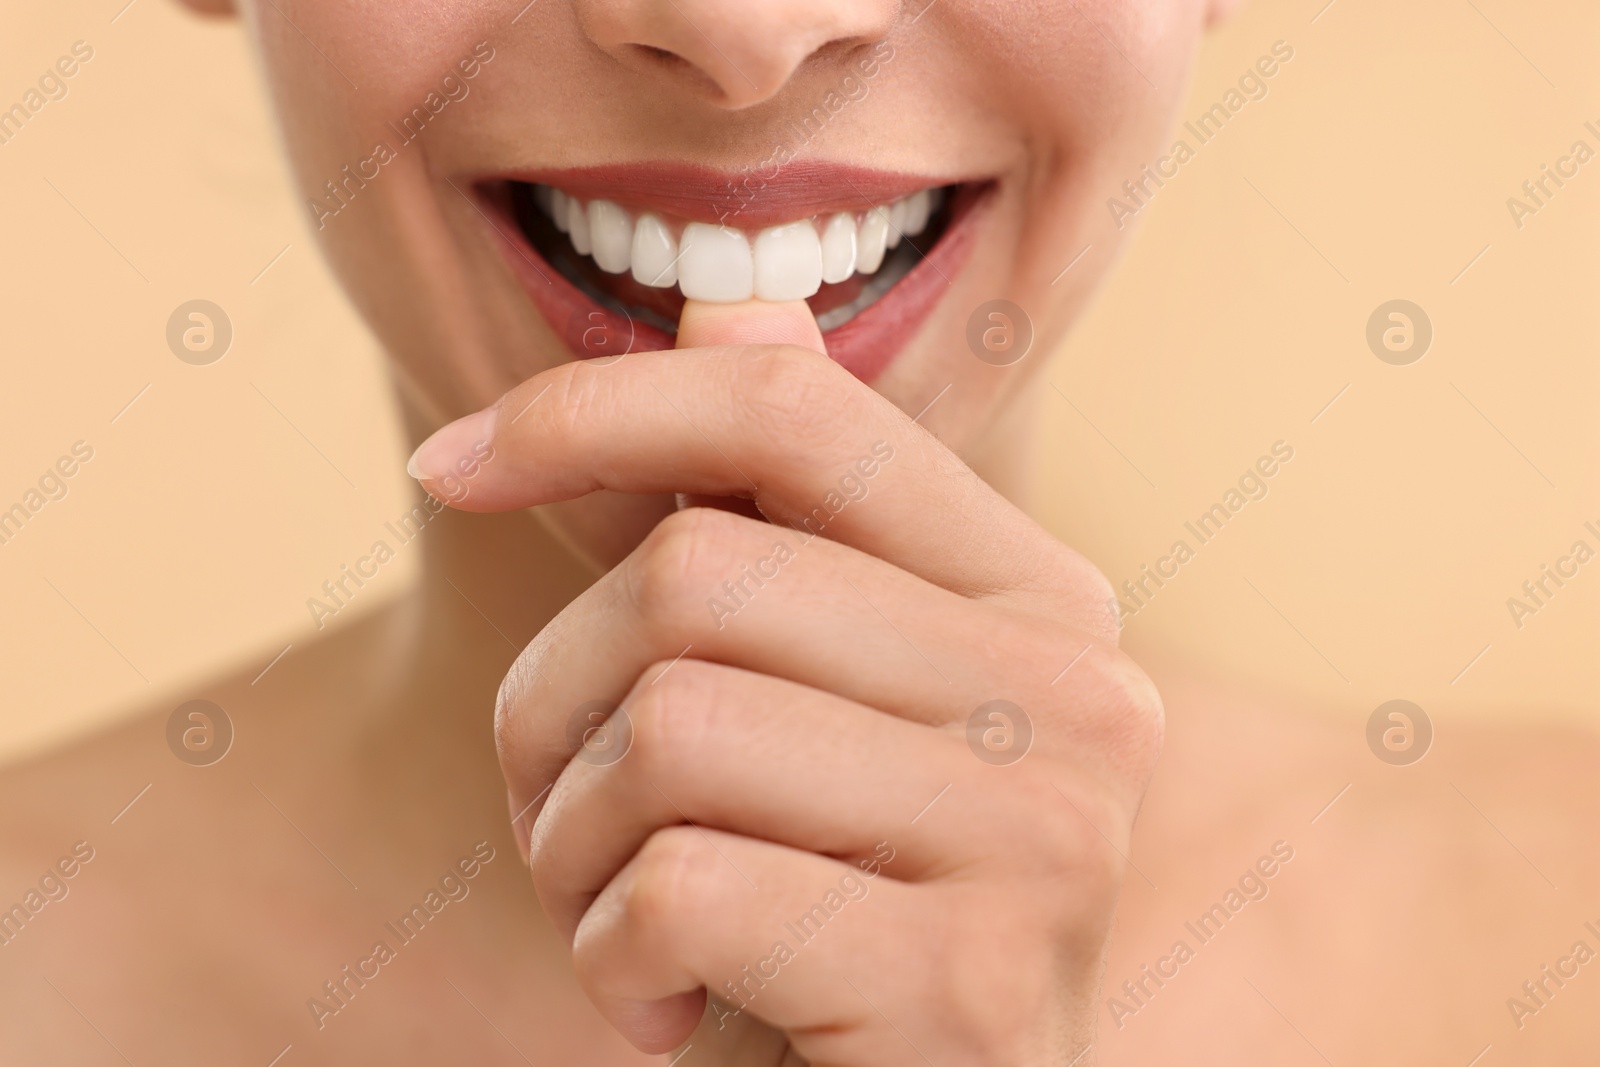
[408,314,1091,603]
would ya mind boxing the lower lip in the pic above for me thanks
[474,182,989,382]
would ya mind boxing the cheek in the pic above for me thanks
[249,0,499,156]
[256,0,492,80]
[936,4,1203,404]
[248,0,542,413]
[947,0,1196,114]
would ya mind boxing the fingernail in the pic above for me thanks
[407,407,496,482]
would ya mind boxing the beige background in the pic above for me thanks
[1,0,1594,764]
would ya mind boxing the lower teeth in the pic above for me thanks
[813,247,920,331]
[511,182,947,334]
[565,250,918,334]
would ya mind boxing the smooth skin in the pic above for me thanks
[407,299,1161,1062]
[2,0,1598,1065]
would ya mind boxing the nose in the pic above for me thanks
[574,0,898,109]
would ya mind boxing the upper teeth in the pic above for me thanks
[535,185,942,303]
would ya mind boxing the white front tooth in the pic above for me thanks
[820,213,857,285]
[534,185,554,218]
[631,213,679,288]
[551,189,570,233]
[886,200,907,249]
[678,223,753,302]
[753,221,823,301]
[902,190,931,237]
[856,207,890,274]
[588,200,634,274]
[567,198,592,255]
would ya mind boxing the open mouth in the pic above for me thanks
[474,165,990,380]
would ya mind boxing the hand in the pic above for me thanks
[408,300,1164,1066]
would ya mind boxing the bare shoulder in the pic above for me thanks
[0,607,376,844]
[1102,671,1600,1066]
[0,600,409,870]
[0,607,397,1060]
[0,599,647,1066]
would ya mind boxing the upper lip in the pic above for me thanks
[471,167,995,380]
[486,161,959,227]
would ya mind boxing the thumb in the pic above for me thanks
[671,300,826,517]
[675,299,826,355]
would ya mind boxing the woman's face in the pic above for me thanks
[227,0,1219,560]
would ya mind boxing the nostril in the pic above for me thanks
[625,42,728,101]
[579,0,898,111]
[814,37,870,64]
[630,43,688,71]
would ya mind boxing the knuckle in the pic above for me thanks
[1085,649,1166,777]
[493,635,551,763]
[981,767,1119,892]
[1027,779,1102,870]
[932,891,1120,1056]
[1042,638,1163,773]
[1044,552,1122,642]
[1048,789,1130,906]
[538,362,607,441]
[1025,645,1163,834]
[933,912,1055,1056]
[1001,546,1123,645]
[492,678,517,760]
[735,345,859,452]
[1073,559,1120,631]
[526,804,567,901]
[625,507,748,632]
[625,661,725,779]
[622,826,717,931]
